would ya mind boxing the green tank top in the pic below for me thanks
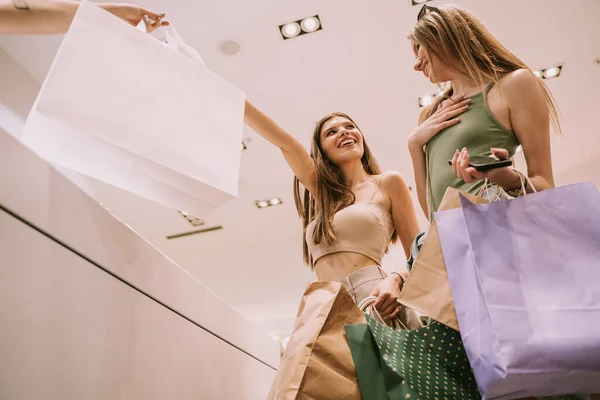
[426,82,520,213]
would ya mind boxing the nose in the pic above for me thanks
[414,57,423,72]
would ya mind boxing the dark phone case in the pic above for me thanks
[448,156,512,172]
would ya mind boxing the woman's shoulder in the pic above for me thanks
[497,69,540,95]
[378,170,411,192]
[496,69,546,109]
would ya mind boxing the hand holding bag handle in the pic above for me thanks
[476,168,537,201]
[358,296,409,331]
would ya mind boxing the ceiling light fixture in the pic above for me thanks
[279,15,322,40]
[412,0,433,5]
[281,22,301,39]
[534,65,562,80]
[178,210,205,227]
[542,66,562,79]
[256,197,283,209]
[418,94,436,108]
[220,40,241,56]
[301,16,320,33]
[166,225,223,240]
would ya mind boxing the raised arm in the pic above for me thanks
[244,100,317,194]
[0,0,167,35]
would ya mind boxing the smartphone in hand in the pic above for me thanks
[448,155,512,172]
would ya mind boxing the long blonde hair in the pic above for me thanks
[409,4,561,134]
[293,112,398,267]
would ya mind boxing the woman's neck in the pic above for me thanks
[449,73,489,98]
[339,160,371,188]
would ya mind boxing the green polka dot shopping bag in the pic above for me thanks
[345,316,481,400]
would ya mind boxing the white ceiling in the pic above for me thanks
[1,0,599,337]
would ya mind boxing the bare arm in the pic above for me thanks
[453,70,555,192]
[369,171,421,320]
[382,171,422,259]
[244,100,317,194]
[409,133,429,217]
[0,0,166,35]
[500,69,555,191]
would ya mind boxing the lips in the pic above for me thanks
[338,138,356,148]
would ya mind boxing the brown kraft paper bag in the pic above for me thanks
[267,281,365,400]
[398,188,486,331]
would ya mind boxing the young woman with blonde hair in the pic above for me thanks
[409,3,558,218]
[406,4,588,399]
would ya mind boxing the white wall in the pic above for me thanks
[0,47,39,119]
[0,209,275,400]
[0,47,279,397]
[556,155,600,188]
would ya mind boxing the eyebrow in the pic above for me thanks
[323,121,354,134]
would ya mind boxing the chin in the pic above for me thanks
[335,150,363,165]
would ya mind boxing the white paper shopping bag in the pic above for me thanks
[19,1,245,217]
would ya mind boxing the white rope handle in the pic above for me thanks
[476,168,537,200]
[163,25,207,67]
[135,21,207,68]
[358,296,408,330]
[513,168,537,193]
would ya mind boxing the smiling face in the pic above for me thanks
[411,40,453,84]
[318,115,365,166]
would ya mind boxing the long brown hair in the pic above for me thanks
[409,4,561,134]
[293,112,398,267]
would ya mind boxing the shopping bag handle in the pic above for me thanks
[163,25,207,68]
[135,21,207,69]
[477,168,537,200]
[358,296,408,330]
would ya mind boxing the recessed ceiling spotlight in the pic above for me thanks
[256,197,283,209]
[542,66,562,79]
[279,15,322,40]
[301,16,320,33]
[412,0,433,5]
[281,22,301,39]
[256,200,269,208]
[178,210,205,227]
[418,95,436,108]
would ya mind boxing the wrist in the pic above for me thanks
[491,167,521,191]
[408,139,424,155]
[100,3,124,13]
[389,272,406,288]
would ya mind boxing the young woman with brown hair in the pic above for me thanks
[243,101,466,327]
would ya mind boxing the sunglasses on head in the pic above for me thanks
[417,4,442,21]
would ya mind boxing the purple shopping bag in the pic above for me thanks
[435,183,600,400]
